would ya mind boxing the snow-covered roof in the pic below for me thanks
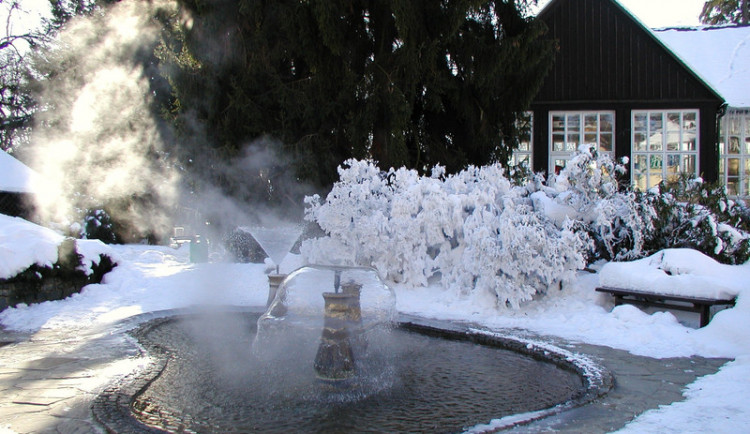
[655,26,750,109]
[0,151,37,194]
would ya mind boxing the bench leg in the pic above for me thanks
[699,304,710,328]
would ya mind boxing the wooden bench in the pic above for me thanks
[595,286,736,327]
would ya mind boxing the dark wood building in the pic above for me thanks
[527,0,725,190]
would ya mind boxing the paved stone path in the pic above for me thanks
[0,310,730,433]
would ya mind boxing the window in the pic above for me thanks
[631,110,699,191]
[549,111,614,174]
[719,111,750,197]
[510,112,533,168]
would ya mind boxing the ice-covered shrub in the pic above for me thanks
[301,159,589,308]
[643,177,750,265]
[544,147,655,261]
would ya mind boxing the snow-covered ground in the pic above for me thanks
[1,216,749,432]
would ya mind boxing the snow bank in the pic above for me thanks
[0,214,116,279]
[0,214,64,278]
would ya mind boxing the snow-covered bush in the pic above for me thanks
[643,177,750,265]
[301,159,589,308]
[544,147,655,261]
[301,149,749,310]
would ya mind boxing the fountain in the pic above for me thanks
[241,223,302,306]
[253,265,396,396]
[241,223,302,275]
[93,235,612,432]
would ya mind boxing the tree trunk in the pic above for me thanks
[743,0,748,25]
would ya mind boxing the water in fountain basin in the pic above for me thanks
[242,223,303,272]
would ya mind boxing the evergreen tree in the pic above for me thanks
[159,0,556,196]
[700,0,749,25]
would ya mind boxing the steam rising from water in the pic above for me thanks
[29,0,180,235]
[23,0,314,247]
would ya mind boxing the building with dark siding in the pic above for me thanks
[520,0,732,195]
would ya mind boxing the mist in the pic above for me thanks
[25,0,312,243]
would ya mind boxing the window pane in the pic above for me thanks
[729,137,741,154]
[650,155,663,187]
[553,134,565,152]
[600,113,614,132]
[728,158,740,177]
[568,114,580,132]
[600,133,613,152]
[666,154,681,182]
[729,117,741,135]
[650,113,663,133]
[719,158,725,179]
[667,132,680,151]
[584,133,598,145]
[667,112,681,131]
[634,113,647,131]
[683,154,696,176]
[649,130,662,151]
[726,158,739,195]
[552,115,565,133]
[745,137,750,155]
[683,133,696,151]
[634,133,647,151]
[745,160,750,195]
[584,114,598,132]
[727,179,739,196]
[683,111,697,131]
[634,154,648,191]
[566,133,579,151]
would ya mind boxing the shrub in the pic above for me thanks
[301,159,590,308]
[544,148,654,262]
[301,151,750,311]
[82,209,119,244]
[642,176,750,264]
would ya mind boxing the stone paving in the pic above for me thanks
[0,309,731,434]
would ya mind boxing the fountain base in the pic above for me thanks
[314,289,362,382]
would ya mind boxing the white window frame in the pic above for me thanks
[631,109,699,192]
[548,111,615,174]
[719,111,750,198]
[510,112,533,168]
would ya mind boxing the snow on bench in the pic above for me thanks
[597,249,740,327]
[595,286,735,327]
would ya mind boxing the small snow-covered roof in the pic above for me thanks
[0,151,36,194]
[655,26,750,109]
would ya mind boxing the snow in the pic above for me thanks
[655,26,750,108]
[599,249,740,300]
[0,151,37,194]
[2,214,750,431]
[0,213,117,279]
[0,214,64,278]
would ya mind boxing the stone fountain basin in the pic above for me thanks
[92,309,612,433]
